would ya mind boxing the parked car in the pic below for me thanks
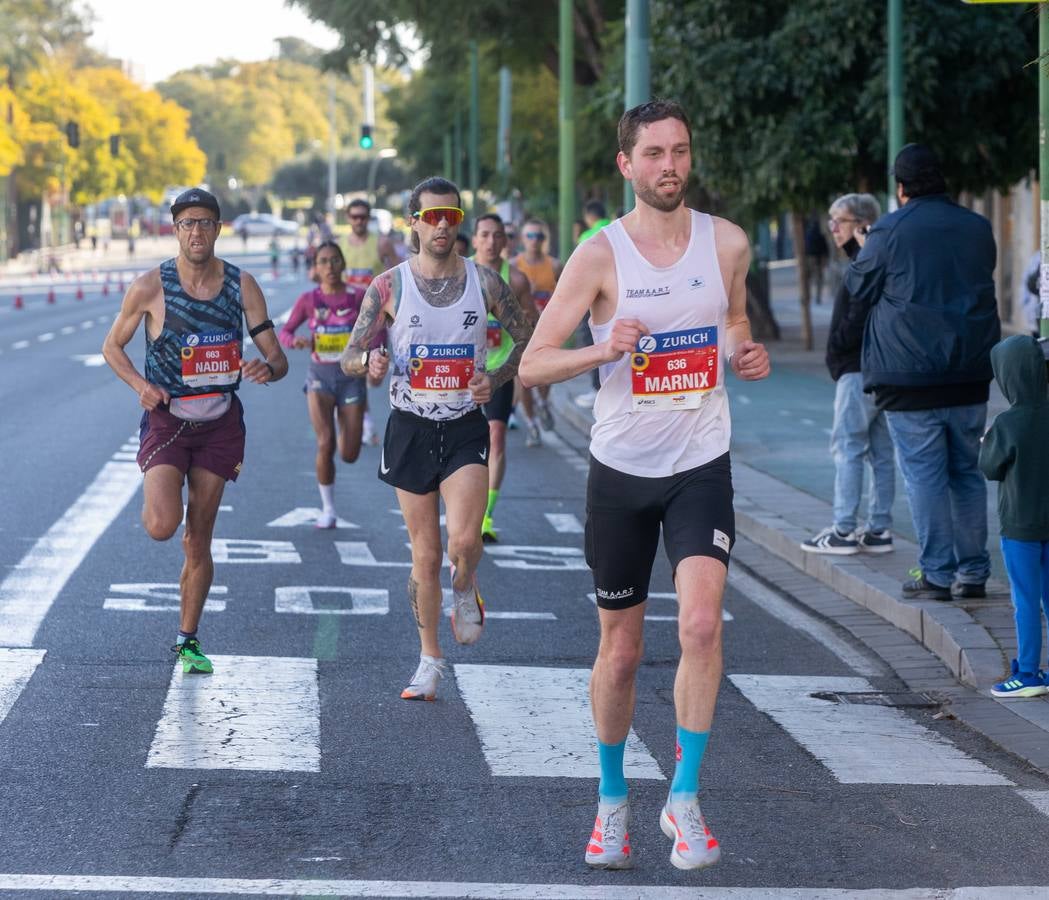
[231,213,300,237]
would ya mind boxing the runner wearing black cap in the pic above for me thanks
[102,188,289,675]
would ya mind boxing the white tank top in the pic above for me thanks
[589,211,731,477]
[388,259,488,421]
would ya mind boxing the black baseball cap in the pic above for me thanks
[892,143,942,183]
[170,188,221,221]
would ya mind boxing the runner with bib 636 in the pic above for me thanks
[520,99,769,872]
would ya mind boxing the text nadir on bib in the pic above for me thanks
[630,326,717,411]
[409,343,475,402]
[180,330,241,387]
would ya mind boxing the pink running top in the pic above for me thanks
[279,286,386,365]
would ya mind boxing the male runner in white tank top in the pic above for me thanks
[340,177,534,701]
[521,100,770,872]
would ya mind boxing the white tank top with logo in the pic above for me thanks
[589,211,731,477]
[388,258,488,421]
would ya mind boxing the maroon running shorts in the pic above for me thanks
[137,393,246,482]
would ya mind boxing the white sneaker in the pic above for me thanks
[400,655,446,701]
[449,563,485,645]
[585,800,632,869]
[525,422,542,448]
[315,509,337,529]
[660,795,721,871]
[574,390,597,409]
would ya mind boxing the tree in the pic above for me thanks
[291,0,622,85]
[651,0,1038,348]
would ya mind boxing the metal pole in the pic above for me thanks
[1040,4,1049,337]
[497,67,512,178]
[363,63,375,126]
[469,41,481,218]
[559,0,575,259]
[453,106,463,188]
[443,133,453,181]
[624,0,651,213]
[887,0,904,208]
[327,73,337,215]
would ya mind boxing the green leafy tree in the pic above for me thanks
[650,0,1037,347]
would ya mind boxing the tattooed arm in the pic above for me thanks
[478,264,534,390]
[339,269,396,378]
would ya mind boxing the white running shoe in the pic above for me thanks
[585,800,632,869]
[362,411,379,446]
[449,563,485,645]
[315,509,337,529]
[525,422,542,448]
[660,795,721,871]
[400,655,446,701]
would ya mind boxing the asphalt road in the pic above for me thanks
[0,248,1047,899]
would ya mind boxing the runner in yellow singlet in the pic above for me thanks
[512,217,563,432]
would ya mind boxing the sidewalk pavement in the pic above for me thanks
[546,272,1049,776]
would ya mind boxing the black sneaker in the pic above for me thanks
[857,529,894,554]
[901,569,951,601]
[951,581,986,599]
[801,526,859,555]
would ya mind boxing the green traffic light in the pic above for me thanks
[360,136,373,149]
[359,124,373,149]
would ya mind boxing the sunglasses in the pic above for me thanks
[523,231,544,240]
[414,206,465,227]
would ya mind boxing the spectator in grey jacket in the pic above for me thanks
[802,193,894,556]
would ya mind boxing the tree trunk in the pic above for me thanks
[791,211,813,351]
[745,264,780,342]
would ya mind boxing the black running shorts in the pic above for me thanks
[585,452,734,610]
[483,379,514,423]
[379,408,490,495]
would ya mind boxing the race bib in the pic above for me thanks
[180,330,241,388]
[313,324,351,362]
[630,326,718,411]
[409,343,475,403]
[486,321,504,349]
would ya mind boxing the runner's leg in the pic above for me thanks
[440,462,488,593]
[141,464,185,541]
[397,488,444,659]
[335,400,365,464]
[179,466,227,635]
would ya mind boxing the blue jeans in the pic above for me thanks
[1001,538,1049,675]
[831,373,895,533]
[885,404,990,588]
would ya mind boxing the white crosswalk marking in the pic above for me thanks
[544,512,583,534]
[729,674,1012,786]
[454,664,664,780]
[0,649,46,725]
[267,508,358,529]
[147,656,320,772]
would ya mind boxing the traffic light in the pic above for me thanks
[65,120,79,149]
[359,123,373,150]
[109,134,120,157]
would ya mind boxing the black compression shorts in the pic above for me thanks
[379,408,489,495]
[482,379,514,423]
[585,452,734,610]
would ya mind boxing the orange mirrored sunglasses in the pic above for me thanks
[414,206,465,227]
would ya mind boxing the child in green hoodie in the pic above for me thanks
[979,334,1049,698]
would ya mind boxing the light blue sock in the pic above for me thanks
[597,740,628,803]
[670,726,709,801]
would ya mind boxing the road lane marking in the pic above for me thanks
[544,512,583,534]
[484,545,588,570]
[454,663,664,780]
[104,584,228,613]
[1,874,1042,898]
[72,353,106,366]
[147,655,320,772]
[60,325,75,335]
[1018,790,1049,818]
[727,568,883,677]
[267,507,358,529]
[729,673,1013,786]
[210,539,301,564]
[37,332,54,342]
[0,649,47,724]
[275,586,388,615]
[12,340,29,349]
[336,541,412,568]
[0,460,142,647]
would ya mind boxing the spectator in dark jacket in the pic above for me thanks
[845,143,1000,602]
[979,335,1049,698]
[802,193,895,556]
[803,215,830,305]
